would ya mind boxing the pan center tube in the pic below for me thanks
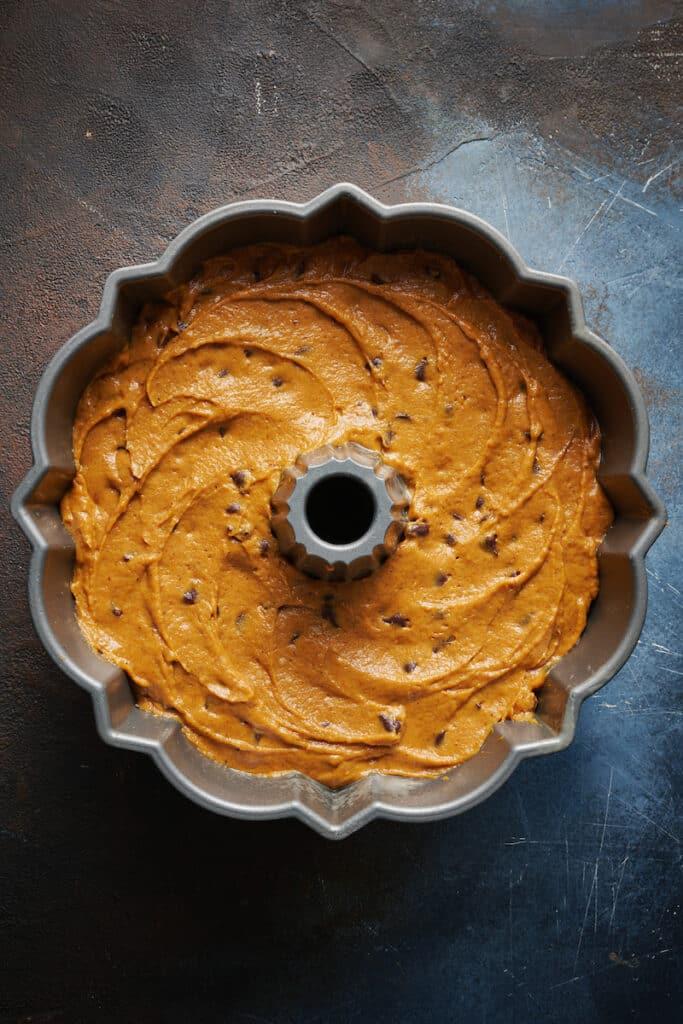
[271,444,410,581]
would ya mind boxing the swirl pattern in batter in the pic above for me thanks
[62,239,612,786]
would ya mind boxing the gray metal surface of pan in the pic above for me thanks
[11,183,666,839]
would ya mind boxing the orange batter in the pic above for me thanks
[62,239,612,786]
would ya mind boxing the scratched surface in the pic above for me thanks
[1,1,681,1021]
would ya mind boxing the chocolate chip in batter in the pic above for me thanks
[403,661,417,674]
[182,588,198,605]
[244,347,253,358]
[444,533,456,547]
[482,534,499,557]
[432,634,455,654]
[383,613,411,628]
[475,496,485,510]
[523,429,531,441]
[177,321,188,331]
[444,403,454,415]
[111,604,123,617]
[289,632,300,644]
[294,345,311,356]
[121,553,133,562]
[407,522,429,537]
[113,407,126,418]
[451,511,464,521]
[538,513,546,523]
[231,470,248,491]
[226,503,241,514]
[532,458,541,474]
[217,368,230,378]
[435,571,449,587]
[415,357,428,382]
[259,539,270,557]
[435,730,446,746]
[395,412,412,421]
[379,712,401,733]
[218,425,227,437]
[272,376,284,388]
[371,355,383,368]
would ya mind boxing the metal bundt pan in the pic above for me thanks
[11,184,666,839]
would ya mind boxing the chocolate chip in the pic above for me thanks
[289,632,300,644]
[435,571,449,587]
[538,513,546,523]
[475,701,483,710]
[259,539,270,557]
[451,511,464,521]
[482,534,499,557]
[435,730,446,746]
[121,553,133,562]
[371,273,385,284]
[182,588,198,604]
[383,613,411,628]
[272,376,284,388]
[113,407,126,418]
[532,458,541,474]
[253,730,262,744]
[218,368,230,378]
[371,355,383,368]
[231,470,248,491]
[475,496,485,510]
[294,345,311,356]
[379,712,401,733]
[371,406,378,418]
[444,403,454,415]
[415,357,428,382]
[395,412,412,421]
[510,570,521,578]
[403,661,417,674]
[407,522,429,537]
[244,347,253,358]
[111,604,123,617]
[218,425,227,437]
[177,320,188,331]
[432,634,455,653]
[321,720,331,728]
[226,503,241,514]
[523,429,531,441]
[444,533,456,547]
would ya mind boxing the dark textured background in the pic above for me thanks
[1,2,681,1021]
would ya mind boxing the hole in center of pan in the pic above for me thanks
[305,473,377,546]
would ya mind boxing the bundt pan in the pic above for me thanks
[12,184,665,839]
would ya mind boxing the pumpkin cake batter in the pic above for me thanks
[62,239,613,787]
